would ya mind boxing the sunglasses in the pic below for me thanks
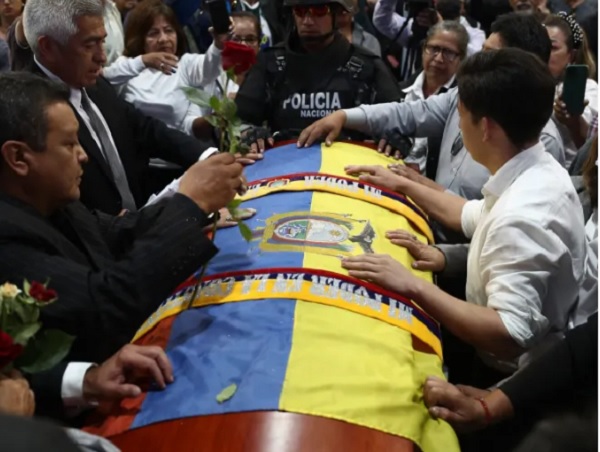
[292,5,331,17]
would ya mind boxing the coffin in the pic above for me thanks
[85,142,459,452]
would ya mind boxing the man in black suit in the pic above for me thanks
[21,0,227,215]
[0,72,243,413]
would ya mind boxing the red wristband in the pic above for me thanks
[477,397,492,426]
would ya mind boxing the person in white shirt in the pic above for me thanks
[204,12,262,103]
[372,0,485,57]
[102,0,226,138]
[103,0,125,65]
[544,12,598,168]
[400,21,468,173]
[336,48,585,382]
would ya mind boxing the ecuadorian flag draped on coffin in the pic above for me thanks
[86,142,459,452]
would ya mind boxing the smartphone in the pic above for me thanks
[562,64,589,116]
[206,0,230,35]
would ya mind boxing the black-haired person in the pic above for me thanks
[544,12,598,166]
[337,49,585,385]
[299,13,565,210]
[235,0,401,152]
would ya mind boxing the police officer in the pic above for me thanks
[235,0,401,151]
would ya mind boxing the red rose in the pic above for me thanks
[0,330,23,369]
[221,41,257,76]
[29,281,58,303]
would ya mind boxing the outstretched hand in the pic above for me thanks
[297,110,347,147]
[341,254,421,297]
[345,165,407,193]
[386,230,445,272]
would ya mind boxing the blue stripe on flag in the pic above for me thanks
[131,299,295,429]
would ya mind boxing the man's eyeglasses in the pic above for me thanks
[423,45,461,62]
[229,34,259,45]
[292,5,331,18]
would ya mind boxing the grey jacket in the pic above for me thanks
[346,88,566,200]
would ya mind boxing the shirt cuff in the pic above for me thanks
[133,55,146,72]
[199,147,219,161]
[207,43,222,57]
[61,362,96,409]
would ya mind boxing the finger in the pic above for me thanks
[233,207,257,220]
[237,158,256,166]
[346,270,380,281]
[428,406,461,424]
[344,165,377,176]
[384,144,393,157]
[385,230,416,240]
[413,260,439,271]
[250,142,258,154]
[377,139,386,152]
[124,352,167,388]
[358,174,381,186]
[324,128,338,147]
[389,238,421,257]
[27,389,35,417]
[297,126,312,147]
[257,138,266,153]
[137,346,174,383]
[106,382,143,399]
[394,149,402,160]
[209,152,236,165]
[267,137,275,148]
[245,152,263,161]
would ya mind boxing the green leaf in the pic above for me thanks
[12,299,38,324]
[209,95,222,112]
[216,383,237,403]
[23,279,31,298]
[227,199,242,210]
[238,222,253,242]
[222,100,237,121]
[181,87,213,108]
[11,322,41,345]
[15,329,75,374]
[205,115,221,128]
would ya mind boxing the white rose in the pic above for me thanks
[0,283,21,299]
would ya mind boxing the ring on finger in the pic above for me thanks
[160,62,165,69]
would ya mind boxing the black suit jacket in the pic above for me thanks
[31,64,215,215]
[0,193,217,415]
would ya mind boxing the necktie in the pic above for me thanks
[80,90,137,211]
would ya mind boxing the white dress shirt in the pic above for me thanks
[103,46,222,136]
[401,71,455,173]
[461,143,586,371]
[35,57,127,171]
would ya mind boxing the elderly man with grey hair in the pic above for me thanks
[22,0,225,215]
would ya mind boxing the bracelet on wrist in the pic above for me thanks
[477,397,493,426]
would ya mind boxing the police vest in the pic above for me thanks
[264,46,378,134]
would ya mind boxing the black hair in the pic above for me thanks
[231,11,262,38]
[491,12,552,63]
[0,72,70,152]
[436,0,461,21]
[457,48,556,149]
